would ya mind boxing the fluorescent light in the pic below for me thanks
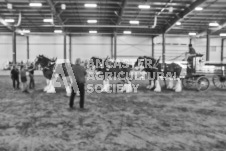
[87,20,97,23]
[54,30,62,33]
[7,3,13,9]
[138,5,150,9]
[4,19,15,23]
[123,31,132,34]
[195,7,203,11]
[168,7,174,12]
[43,18,53,22]
[61,4,66,10]
[85,4,97,8]
[189,32,196,36]
[29,3,42,7]
[209,22,219,27]
[176,22,181,25]
[22,29,30,33]
[130,20,139,24]
[89,30,97,34]
[220,33,226,36]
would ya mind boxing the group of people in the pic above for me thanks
[10,63,35,93]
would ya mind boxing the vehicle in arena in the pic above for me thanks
[182,54,226,91]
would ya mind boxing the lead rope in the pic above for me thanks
[168,52,187,61]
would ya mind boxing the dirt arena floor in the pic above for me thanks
[0,75,226,151]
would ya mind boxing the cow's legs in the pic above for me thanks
[101,78,110,92]
[121,78,133,93]
[167,77,174,89]
[174,78,182,92]
[60,76,71,96]
[154,78,161,92]
[44,79,50,92]
[46,79,56,93]
[147,80,155,89]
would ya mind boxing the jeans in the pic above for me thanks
[29,74,35,89]
[69,83,85,108]
[12,78,20,89]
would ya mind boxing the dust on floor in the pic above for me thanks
[0,76,226,151]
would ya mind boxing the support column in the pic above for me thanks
[69,34,72,63]
[114,32,117,60]
[221,38,225,62]
[12,29,16,64]
[64,34,67,60]
[111,34,114,59]
[162,33,166,65]
[152,36,155,58]
[206,31,210,61]
[189,38,192,44]
[27,36,29,61]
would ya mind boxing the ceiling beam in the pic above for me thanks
[42,24,154,29]
[163,0,206,33]
[197,21,226,37]
[116,0,127,25]
[0,16,13,31]
[46,0,64,26]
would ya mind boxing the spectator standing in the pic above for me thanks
[28,63,35,89]
[11,65,20,90]
[69,58,87,110]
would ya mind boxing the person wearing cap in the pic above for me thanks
[69,58,87,110]
[11,65,20,90]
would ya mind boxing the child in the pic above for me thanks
[20,65,29,93]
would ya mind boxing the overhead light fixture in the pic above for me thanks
[195,7,203,11]
[130,20,139,24]
[189,32,196,36]
[138,5,150,9]
[29,3,42,7]
[220,33,226,36]
[168,7,174,12]
[43,18,53,22]
[123,31,132,34]
[176,22,181,25]
[209,22,219,27]
[4,19,15,23]
[7,3,13,9]
[89,30,97,34]
[87,20,97,23]
[22,29,30,33]
[54,30,63,33]
[61,4,66,10]
[85,4,97,8]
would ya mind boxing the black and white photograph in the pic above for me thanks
[0,0,226,150]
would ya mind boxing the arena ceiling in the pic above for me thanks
[0,0,226,37]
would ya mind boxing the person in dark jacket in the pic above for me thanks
[187,44,197,74]
[28,63,35,89]
[69,58,87,109]
[11,65,20,89]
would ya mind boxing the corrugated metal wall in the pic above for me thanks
[71,35,111,64]
[0,34,225,68]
